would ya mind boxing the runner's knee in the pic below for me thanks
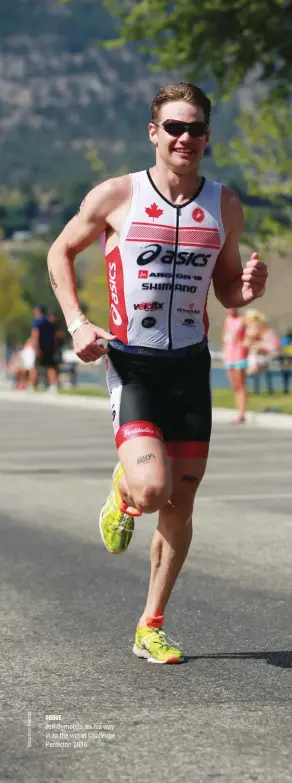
[166,496,195,525]
[132,480,170,514]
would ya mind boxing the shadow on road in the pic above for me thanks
[185,651,292,668]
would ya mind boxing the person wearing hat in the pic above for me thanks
[222,308,248,423]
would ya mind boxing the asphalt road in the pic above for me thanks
[1,398,292,783]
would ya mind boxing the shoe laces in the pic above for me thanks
[144,626,180,649]
[116,513,132,532]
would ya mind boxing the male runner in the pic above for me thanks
[48,83,267,664]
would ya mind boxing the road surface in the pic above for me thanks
[1,398,292,782]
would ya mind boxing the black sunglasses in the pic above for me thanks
[154,120,208,138]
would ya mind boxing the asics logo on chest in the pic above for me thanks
[136,244,211,267]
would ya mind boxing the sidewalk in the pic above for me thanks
[1,389,292,430]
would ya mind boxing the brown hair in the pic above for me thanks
[151,82,211,126]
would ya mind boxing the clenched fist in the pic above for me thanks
[72,322,115,363]
[241,252,268,303]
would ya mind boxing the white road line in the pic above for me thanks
[197,492,292,502]
[211,434,291,443]
[204,471,292,480]
[208,455,292,463]
[210,443,292,453]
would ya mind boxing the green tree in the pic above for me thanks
[79,246,109,329]
[50,178,94,236]
[17,243,59,311]
[0,250,31,346]
[214,97,292,241]
[100,0,292,96]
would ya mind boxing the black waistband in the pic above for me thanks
[108,338,208,359]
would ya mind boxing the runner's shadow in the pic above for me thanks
[184,650,292,668]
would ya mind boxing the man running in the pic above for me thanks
[47,83,268,664]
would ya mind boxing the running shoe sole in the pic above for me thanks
[132,643,184,664]
[98,463,134,554]
[98,499,134,554]
[98,503,122,554]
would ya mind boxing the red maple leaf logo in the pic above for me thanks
[192,207,205,223]
[145,203,163,221]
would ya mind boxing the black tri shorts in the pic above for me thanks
[35,349,57,369]
[106,342,212,459]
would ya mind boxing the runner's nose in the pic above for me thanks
[177,130,192,143]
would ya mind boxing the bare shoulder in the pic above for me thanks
[80,174,132,221]
[221,185,244,234]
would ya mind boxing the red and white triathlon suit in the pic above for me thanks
[105,170,225,459]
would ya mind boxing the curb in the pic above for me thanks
[211,407,292,430]
[0,389,110,411]
[1,390,292,430]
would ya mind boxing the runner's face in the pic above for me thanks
[149,100,210,173]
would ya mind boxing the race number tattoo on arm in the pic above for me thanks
[137,453,156,465]
[49,270,58,290]
[181,475,199,483]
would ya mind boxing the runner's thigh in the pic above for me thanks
[106,350,171,497]
[164,348,212,518]
[119,436,170,500]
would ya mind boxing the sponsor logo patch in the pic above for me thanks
[137,244,211,267]
[108,261,122,326]
[192,207,205,222]
[177,307,200,314]
[134,302,164,311]
[142,316,156,328]
[142,283,197,293]
[145,272,202,281]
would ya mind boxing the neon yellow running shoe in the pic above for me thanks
[133,615,184,664]
[99,463,140,554]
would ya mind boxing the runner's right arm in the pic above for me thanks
[47,176,130,362]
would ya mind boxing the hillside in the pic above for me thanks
[0,0,241,188]
[1,0,290,338]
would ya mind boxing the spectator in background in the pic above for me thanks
[245,310,281,394]
[8,338,36,390]
[48,310,65,384]
[8,346,27,390]
[30,305,58,392]
[21,337,36,387]
[222,308,248,423]
[281,330,292,350]
[279,329,292,395]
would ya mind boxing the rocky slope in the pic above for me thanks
[0,0,238,187]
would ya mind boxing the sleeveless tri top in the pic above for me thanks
[105,170,225,350]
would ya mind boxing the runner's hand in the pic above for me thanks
[72,322,115,363]
[241,252,268,303]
